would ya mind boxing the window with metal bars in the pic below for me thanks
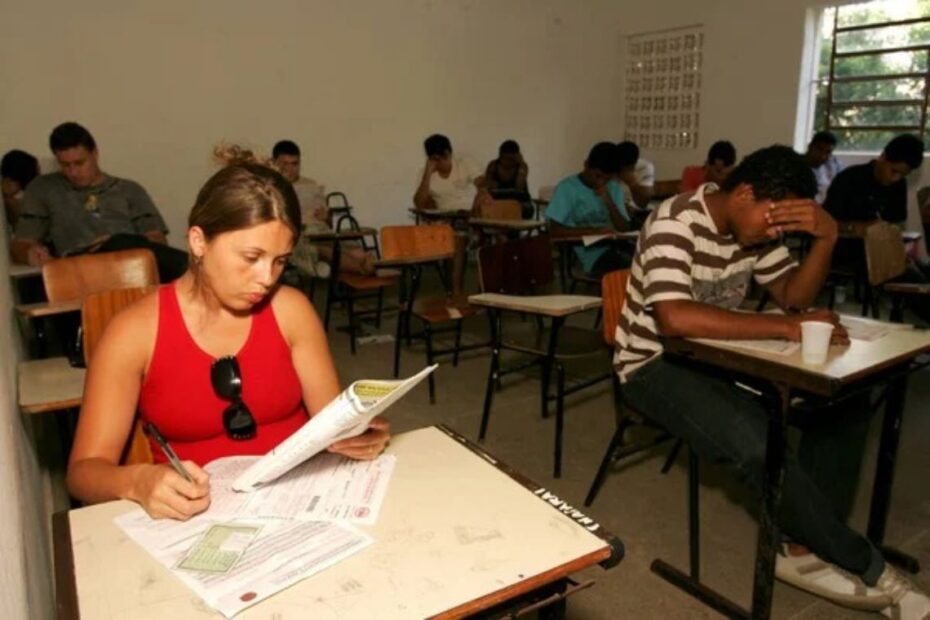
[810,0,930,152]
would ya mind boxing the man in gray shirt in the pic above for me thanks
[12,122,186,281]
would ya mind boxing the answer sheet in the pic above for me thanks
[204,453,396,525]
[115,510,371,618]
[841,315,912,342]
[694,337,801,355]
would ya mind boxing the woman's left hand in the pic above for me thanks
[327,416,391,460]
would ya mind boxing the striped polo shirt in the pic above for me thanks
[614,183,797,382]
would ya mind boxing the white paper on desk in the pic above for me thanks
[204,453,396,525]
[582,234,611,247]
[841,316,912,342]
[233,365,435,492]
[115,510,372,619]
[695,337,801,355]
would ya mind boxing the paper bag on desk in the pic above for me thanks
[232,365,436,492]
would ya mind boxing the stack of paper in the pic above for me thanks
[114,366,436,618]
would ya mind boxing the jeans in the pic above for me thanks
[622,356,885,585]
[590,245,632,275]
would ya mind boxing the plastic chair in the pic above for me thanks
[382,224,484,403]
[81,286,159,465]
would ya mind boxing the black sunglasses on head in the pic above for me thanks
[210,356,257,441]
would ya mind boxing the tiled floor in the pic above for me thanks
[316,277,930,619]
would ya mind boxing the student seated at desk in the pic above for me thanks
[680,140,736,192]
[66,147,390,521]
[546,142,632,274]
[484,139,533,218]
[824,134,929,319]
[615,145,928,619]
[11,122,188,282]
[271,140,375,276]
[824,134,922,225]
[616,140,655,209]
[1,149,39,235]
[804,130,842,204]
[414,133,490,213]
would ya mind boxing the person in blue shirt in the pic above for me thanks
[546,142,631,274]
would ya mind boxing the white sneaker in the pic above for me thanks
[775,550,891,611]
[876,566,930,620]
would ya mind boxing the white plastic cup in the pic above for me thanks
[801,321,834,365]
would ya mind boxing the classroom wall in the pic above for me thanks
[0,238,56,619]
[0,0,627,245]
[612,0,929,250]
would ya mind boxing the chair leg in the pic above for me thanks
[323,280,335,331]
[479,312,501,441]
[890,293,905,323]
[554,362,566,478]
[392,307,404,378]
[661,438,683,474]
[452,320,463,367]
[375,288,384,328]
[584,426,625,506]
[425,323,436,404]
[346,292,357,355]
[688,445,700,580]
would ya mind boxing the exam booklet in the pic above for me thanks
[232,365,436,492]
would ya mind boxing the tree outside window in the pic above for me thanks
[812,0,930,152]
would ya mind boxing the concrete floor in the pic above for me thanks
[316,276,930,619]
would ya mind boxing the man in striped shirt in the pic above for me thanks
[615,146,928,617]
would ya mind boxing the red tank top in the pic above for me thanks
[138,283,307,467]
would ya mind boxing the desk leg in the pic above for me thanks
[540,317,563,420]
[867,372,920,573]
[479,310,502,440]
[750,384,791,619]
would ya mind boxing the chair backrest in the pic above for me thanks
[477,233,555,294]
[478,199,522,220]
[380,224,455,261]
[864,221,907,286]
[42,248,159,303]
[82,285,158,465]
[326,191,350,208]
[601,270,631,346]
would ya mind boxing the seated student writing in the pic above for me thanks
[615,145,928,619]
[484,139,533,218]
[546,142,632,275]
[66,147,390,520]
[681,140,737,192]
[12,122,188,282]
[823,134,929,319]
[616,140,655,209]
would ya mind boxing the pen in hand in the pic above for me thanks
[143,421,194,483]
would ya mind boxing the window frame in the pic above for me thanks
[802,4,930,152]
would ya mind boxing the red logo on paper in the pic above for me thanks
[240,592,257,602]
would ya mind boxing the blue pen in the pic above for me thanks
[144,422,194,483]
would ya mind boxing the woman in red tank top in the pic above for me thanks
[66,146,390,520]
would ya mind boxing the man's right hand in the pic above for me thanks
[130,461,211,521]
[26,244,52,266]
[424,158,438,178]
[784,308,849,344]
